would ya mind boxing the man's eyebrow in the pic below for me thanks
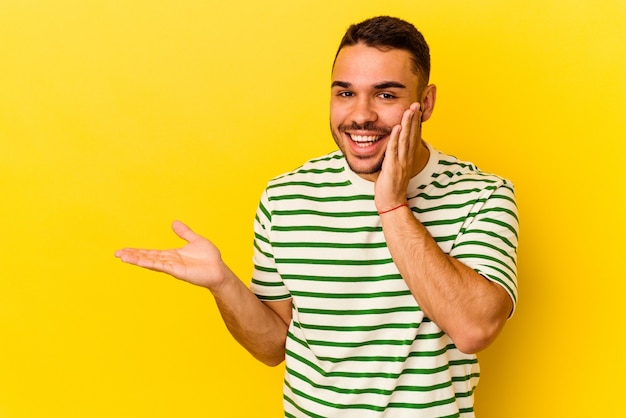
[331,81,351,88]
[374,81,406,90]
[330,81,407,89]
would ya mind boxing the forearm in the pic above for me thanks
[381,206,512,353]
[210,266,289,366]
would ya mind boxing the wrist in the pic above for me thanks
[205,262,235,294]
[377,202,408,215]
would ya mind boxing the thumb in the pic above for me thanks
[171,220,200,243]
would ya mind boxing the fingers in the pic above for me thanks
[394,102,421,165]
[406,102,422,162]
[404,102,421,140]
[115,221,204,274]
[115,247,146,268]
[115,248,158,265]
[386,124,402,156]
[113,221,195,265]
[115,247,180,274]
[172,220,200,243]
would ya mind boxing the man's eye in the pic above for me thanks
[379,93,395,99]
[338,91,354,97]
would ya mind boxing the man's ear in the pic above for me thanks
[420,84,437,123]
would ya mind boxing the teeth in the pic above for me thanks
[350,135,382,147]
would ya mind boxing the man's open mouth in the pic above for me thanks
[349,134,384,148]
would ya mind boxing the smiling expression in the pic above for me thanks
[330,43,422,181]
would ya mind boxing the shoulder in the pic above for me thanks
[265,150,347,189]
[429,146,514,192]
[255,150,352,223]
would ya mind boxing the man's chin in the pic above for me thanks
[345,156,383,177]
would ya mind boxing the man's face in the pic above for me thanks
[330,43,421,181]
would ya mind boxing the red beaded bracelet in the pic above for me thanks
[377,202,408,215]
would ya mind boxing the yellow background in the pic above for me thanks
[1,0,624,416]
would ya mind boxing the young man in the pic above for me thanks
[116,16,518,417]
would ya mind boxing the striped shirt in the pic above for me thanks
[250,142,519,417]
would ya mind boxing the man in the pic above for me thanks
[116,16,518,417]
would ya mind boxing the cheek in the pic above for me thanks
[387,107,408,125]
[329,105,345,129]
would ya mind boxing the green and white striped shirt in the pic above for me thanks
[250,142,518,417]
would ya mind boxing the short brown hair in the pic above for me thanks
[334,16,431,85]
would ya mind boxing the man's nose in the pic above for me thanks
[349,97,377,125]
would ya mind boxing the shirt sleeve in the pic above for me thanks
[449,181,519,314]
[249,189,292,301]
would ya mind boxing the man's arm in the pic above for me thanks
[379,207,512,354]
[375,103,514,354]
[115,220,291,366]
[206,268,291,366]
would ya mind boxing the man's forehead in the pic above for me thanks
[334,44,412,64]
[331,44,418,86]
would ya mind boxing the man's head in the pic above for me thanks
[330,16,436,181]
[333,16,431,88]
